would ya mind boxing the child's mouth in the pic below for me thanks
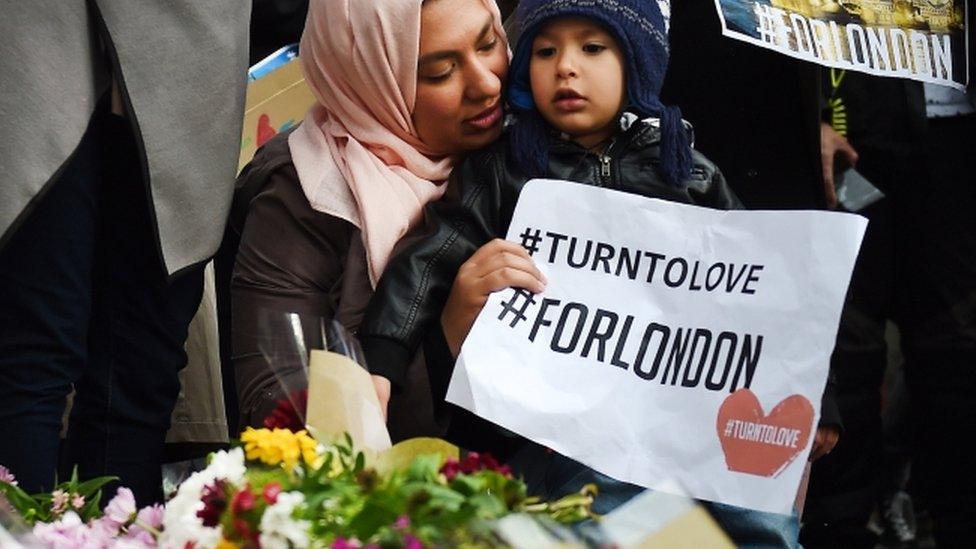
[553,89,586,112]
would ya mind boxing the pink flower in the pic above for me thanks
[331,537,363,549]
[123,503,164,545]
[0,464,17,486]
[394,515,410,530]
[71,493,86,510]
[51,489,70,515]
[90,515,123,538]
[403,534,423,549]
[136,504,165,530]
[104,487,137,525]
[32,511,94,547]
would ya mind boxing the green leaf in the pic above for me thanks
[75,475,119,497]
[79,491,103,522]
[406,455,441,482]
[0,481,45,523]
[346,500,399,540]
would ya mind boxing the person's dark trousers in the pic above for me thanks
[801,200,895,547]
[0,99,204,506]
[901,113,976,548]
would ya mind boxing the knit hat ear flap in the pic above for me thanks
[510,108,551,177]
[657,104,692,187]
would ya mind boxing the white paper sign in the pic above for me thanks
[446,180,867,515]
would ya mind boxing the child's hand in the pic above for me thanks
[441,239,547,356]
[808,425,841,461]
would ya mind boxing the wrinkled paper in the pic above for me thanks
[447,180,866,514]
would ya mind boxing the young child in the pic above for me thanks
[359,1,809,542]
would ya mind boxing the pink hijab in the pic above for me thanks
[289,0,507,285]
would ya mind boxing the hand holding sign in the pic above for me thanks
[441,239,547,356]
[447,180,866,514]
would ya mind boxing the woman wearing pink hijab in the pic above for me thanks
[229,0,509,439]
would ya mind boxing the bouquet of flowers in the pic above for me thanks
[2,428,594,548]
[1,318,596,548]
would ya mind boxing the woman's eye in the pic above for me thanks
[422,72,452,83]
[583,43,606,54]
[534,46,556,58]
[420,64,454,83]
[479,38,498,52]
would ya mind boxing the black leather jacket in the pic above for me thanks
[358,119,741,389]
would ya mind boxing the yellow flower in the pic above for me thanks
[240,427,320,470]
[215,538,239,549]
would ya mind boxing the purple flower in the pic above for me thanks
[104,487,137,526]
[332,537,363,549]
[0,464,17,486]
[403,534,423,549]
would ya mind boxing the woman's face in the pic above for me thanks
[414,0,509,156]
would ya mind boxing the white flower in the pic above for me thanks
[206,447,247,484]
[258,492,309,549]
[158,448,245,549]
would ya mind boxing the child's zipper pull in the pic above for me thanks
[600,155,611,180]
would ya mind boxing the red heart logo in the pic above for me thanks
[716,389,814,478]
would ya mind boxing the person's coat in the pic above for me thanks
[0,1,250,275]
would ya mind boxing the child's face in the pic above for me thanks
[529,17,626,150]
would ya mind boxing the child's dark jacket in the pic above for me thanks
[360,119,738,385]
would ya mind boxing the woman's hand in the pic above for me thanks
[371,374,391,420]
[808,425,841,461]
[441,239,547,356]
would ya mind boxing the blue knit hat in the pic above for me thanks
[508,0,691,187]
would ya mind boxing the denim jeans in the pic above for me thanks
[508,442,800,548]
[0,100,203,505]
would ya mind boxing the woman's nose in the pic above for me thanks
[464,57,502,101]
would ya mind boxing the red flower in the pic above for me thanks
[440,458,461,481]
[234,517,256,542]
[196,481,227,527]
[231,485,256,515]
[439,452,512,480]
[263,389,308,432]
[263,482,282,505]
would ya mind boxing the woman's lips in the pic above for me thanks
[464,104,502,130]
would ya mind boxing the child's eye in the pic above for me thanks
[534,46,557,58]
[583,43,606,54]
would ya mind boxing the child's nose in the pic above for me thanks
[556,52,578,79]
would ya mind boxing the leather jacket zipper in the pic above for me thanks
[598,134,618,186]
[600,154,612,185]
